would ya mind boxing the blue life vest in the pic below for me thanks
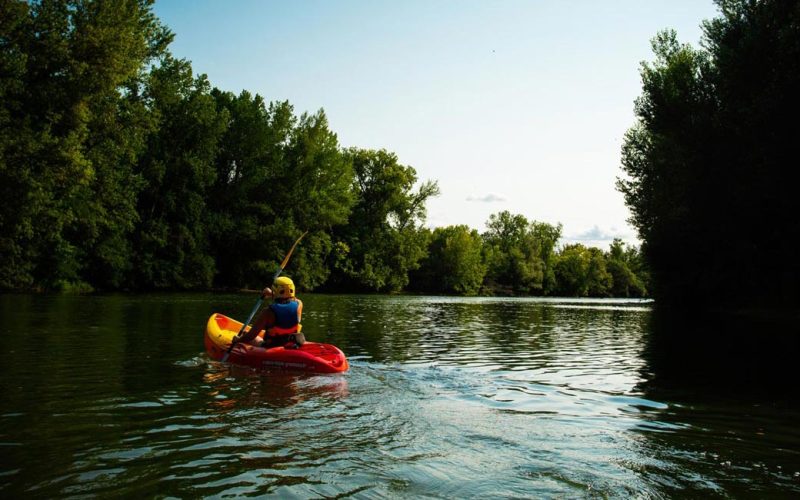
[268,300,300,333]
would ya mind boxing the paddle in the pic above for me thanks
[221,230,308,362]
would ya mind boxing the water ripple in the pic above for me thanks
[2,295,799,496]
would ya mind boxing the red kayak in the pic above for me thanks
[204,313,349,374]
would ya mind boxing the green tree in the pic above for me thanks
[482,211,562,295]
[331,148,439,292]
[0,0,35,288]
[206,90,277,288]
[605,239,647,297]
[619,0,800,308]
[483,211,540,293]
[553,244,590,296]
[585,246,612,297]
[264,109,355,290]
[551,243,617,298]
[531,220,562,295]
[623,244,649,293]
[413,225,486,295]
[0,0,170,290]
[206,93,354,291]
[132,56,226,289]
[618,28,714,306]
[72,1,171,289]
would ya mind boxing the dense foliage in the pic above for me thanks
[619,0,799,308]
[326,148,439,293]
[0,0,171,290]
[411,213,647,298]
[1,0,649,297]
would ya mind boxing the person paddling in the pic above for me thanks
[231,276,305,349]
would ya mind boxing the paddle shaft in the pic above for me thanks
[221,231,308,362]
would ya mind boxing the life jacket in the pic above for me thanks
[267,299,302,335]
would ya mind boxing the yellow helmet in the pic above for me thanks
[272,276,295,299]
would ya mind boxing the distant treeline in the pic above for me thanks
[0,0,649,297]
[410,217,648,297]
[619,0,799,309]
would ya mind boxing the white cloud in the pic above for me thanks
[466,193,506,203]
[570,225,616,242]
[562,225,640,249]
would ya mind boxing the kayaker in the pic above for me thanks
[232,276,306,349]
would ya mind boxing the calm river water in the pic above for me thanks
[1,293,799,497]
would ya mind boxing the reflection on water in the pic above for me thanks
[0,293,798,496]
[201,366,350,411]
[631,308,800,497]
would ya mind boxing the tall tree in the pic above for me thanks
[618,28,714,306]
[207,92,291,288]
[0,0,35,288]
[606,238,647,298]
[132,56,226,289]
[553,244,590,297]
[206,94,354,290]
[72,1,172,289]
[264,110,355,290]
[412,225,486,295]
[585,246,612,297]
[531,220,563,295]
[0,0,170,290]
[619,0,800,308]
[482,211,561,295]
[331,148,439,292]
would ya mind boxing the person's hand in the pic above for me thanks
[261,287,273,299]
[231,335,242,345]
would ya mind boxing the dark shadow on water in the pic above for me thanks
[639,307,800,403]
[628,308,800,497]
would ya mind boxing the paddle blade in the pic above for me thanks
[279,230,308,271]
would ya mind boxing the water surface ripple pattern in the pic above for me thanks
[1,294,798,496]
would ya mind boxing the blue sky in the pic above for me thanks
[153,0,719,248]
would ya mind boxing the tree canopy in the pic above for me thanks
[0,0,651,298]
[328,148,439,292]
[618,0,799,308]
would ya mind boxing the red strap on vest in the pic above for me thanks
[267,324,300,335]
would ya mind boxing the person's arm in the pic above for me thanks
[296,299,303,322]
[234,303,275,343]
